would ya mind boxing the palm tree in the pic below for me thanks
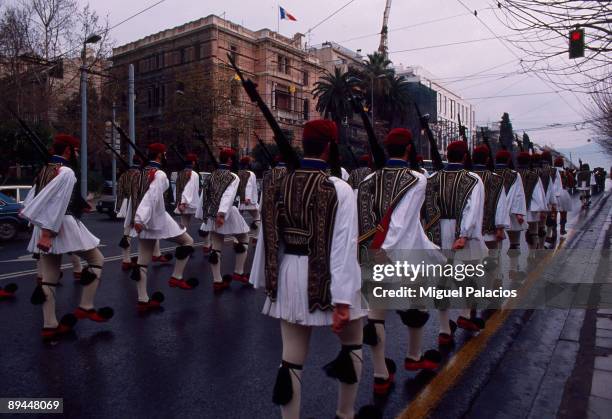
[313,67,357,143]
[380,74,413,127]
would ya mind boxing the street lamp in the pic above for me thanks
[80,33,101,199]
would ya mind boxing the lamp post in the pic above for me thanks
[80,33,101,199]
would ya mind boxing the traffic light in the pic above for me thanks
[569,28,584,59]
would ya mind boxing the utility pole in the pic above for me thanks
[128,64,136,165]
[80,34,101,199]
[111,102,117,200]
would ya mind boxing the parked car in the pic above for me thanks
[0,185,32,204]
[96,181,117,219]
[0,192,29,240]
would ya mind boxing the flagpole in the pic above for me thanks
[277,2,280,33]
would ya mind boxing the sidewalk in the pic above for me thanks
[460,192,612,419]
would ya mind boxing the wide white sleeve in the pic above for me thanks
[495,188,511,228]
[249,227,266,288]
[510,174,527,216]
[135,171,168,228]
[530,179,548,211]
[22,185,37,207]
[21,168,75,233]
[341,167,350,181]
[247,172,258,204]
[181,171,200,209]
[383,173,426,249]
[330,177,361,306]
[553,171,563,197]
[218,174,239,215]
[460,175,485,238]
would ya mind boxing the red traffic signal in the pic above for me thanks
[569,28,584,59]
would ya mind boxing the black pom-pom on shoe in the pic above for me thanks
[30,284,46,305]
[97,307,114,320]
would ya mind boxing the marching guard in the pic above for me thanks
[357,128,442,396]
[174,153,201,229]
[515,152,547,250]
[130,143,198,311]
[237,156,261,231]
[347,155,372,191]
[21,134,113,339]
[250,120,365,419]
[197,148,250,291]
[422,140,488,344]
[554,157,574,235]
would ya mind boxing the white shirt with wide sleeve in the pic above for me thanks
[251,176,366,326]
[198,173,249,235]
[439,172,488,260]
[174,170,200,215]
[238,171,259,211]
[526,178,548,222]
[483,187,511,242]
[507,172,527,231]
[23,166,99,254]
[130,170,185,239]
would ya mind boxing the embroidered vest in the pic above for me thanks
[175,168,193,205]
[517,168,539,209]
[34,163,84,218]
[237,170,251,202]
[264,169,338,312]
[494,167,518,194]
[200,169,235,220]
[347,167,372,189]
[423,170,478,246]
[357,167,417,248]
[473,169,504,235]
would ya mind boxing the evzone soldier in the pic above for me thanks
[250,120,365,419]
[237,156,260,231]
[357,128,443,396]
[197,148,250,292]
[471,146,510,297]
[494,150,527,280]
[347,155,372,191]
[130,143,198,310]
[553,157,574,235]
[422,141,488,345]
[174,153,201,229]
[117,156,172,271]
[533,152,558,248]
[576,163,594,208]
[515,152,548,250]
[21,134,113,339]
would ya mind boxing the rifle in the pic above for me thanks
[514,133,524,152]
[227,53,300,170]
[348,92,386,169]
[169,143,187,165]
[458,113,472,170]
[7,105,90,211]
[193,127,219,169]
[415,103,444,171]
[112,122,148,165]
[480,127,495,171]
[96,135,130,170]
[253,131,275,168]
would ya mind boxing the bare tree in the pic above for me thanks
[493,1,611,92]
[587,79,612,155]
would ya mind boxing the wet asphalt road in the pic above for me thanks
[0,190,604,419]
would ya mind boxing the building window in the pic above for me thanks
[303,98,309,120]
[274,85,291,111]
[147,88,152,109]
[230,44,238,63]
[176,81,185,95]
[277,54,289,74]
[303,71,309,86]
[161,84,166,107]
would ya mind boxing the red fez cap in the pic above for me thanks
[240,156,252,165]
[416,154,424,163]
[303,119,338,144]
[53,133,79,148]
[384,128,413,146]
[359,154,370,163]
[148,143,166,154]
[274,155,284,163]
[541,150,552,162]
[532,153,542,162]
[517,151,531,165]
[495,150,512,162]
[185,153,198,162]
[472,145,489,164]
[447,140,468,154]
[219,147,236,162]
[554,157,564,167]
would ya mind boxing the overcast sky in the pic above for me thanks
[84,0,607,167]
